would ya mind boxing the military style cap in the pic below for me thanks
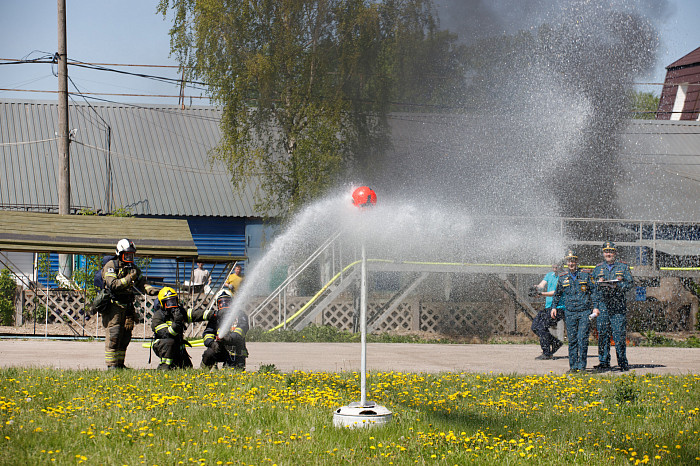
[564,249,578,260]
[602,240,616,252]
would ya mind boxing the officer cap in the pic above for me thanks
[564,249,578,261]
[602,241,616,252]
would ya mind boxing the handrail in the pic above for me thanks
[249,230,342,322]
[267,259,363,332]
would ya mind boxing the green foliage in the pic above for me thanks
[640,330,671,346]
[0,269,17,325]
[71,255,103,305]
[36,253,55,286]
[158,0,467,219]
[77,206,133,217]
[637,331,700,348]
[258,363,280,374]
[629,90,660,119]
[247,324,455,343]
[612,374,640,404]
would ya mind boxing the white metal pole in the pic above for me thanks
[360,241,367,406]
[44,282,49,337]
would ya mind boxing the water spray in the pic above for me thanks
[333,186,392,429]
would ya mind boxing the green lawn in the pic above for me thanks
[0,367,697,465]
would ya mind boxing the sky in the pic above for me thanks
[1,0,700,106]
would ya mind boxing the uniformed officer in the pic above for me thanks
[551,250,599,373]
[101,238,159,369]
[592,241,634,372]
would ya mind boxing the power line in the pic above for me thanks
[0,58,179,68]
[0,88,209,99]
[72,140,223,175]
[0,137,59,147]
[67,60,208,88]
[0,57,208,91]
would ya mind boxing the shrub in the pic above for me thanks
[0,269,17,325]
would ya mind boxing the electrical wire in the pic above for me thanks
[0,88,209,99]
[71,140,223,176]
[0,137,59,147]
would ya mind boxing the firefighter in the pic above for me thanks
[151,287,198,370]
[101,238,159,369]
[201,289,250,370]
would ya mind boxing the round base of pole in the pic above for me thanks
[333,401,393,429]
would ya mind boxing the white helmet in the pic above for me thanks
[214,289,234,311]
[116,238,136,263]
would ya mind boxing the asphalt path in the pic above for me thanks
[0,339,697,375]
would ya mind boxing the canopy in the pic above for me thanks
[0,211,198,258]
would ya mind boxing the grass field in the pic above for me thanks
[0,367,697,465]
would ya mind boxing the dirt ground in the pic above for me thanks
[0,324,698,375]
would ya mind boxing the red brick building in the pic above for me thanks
[657,46,700,120]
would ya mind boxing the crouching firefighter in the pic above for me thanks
[101,238,159,369]
[201,290,250,370]
[150,287,200,370]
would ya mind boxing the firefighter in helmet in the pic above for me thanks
[201,289,250,370]
[150,287,195,370]
[100,238,159,369]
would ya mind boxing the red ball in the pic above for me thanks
[352,186,377,208]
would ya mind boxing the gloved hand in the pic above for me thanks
[218,334,233,346]
[124,316,135,332]
[146,286,160,296]
[209,340,221,354]
[172,307,185,325]
[120,267,138,286]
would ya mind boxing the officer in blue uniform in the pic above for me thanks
[592,241,634,372]
[551,250,599,373]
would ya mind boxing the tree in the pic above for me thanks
[630,90,660,119]
[158,0,465,218]
[0,269,17,325]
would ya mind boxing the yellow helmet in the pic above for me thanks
[158,287,179,310]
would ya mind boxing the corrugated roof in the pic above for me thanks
[0,99,261,217]
[617,119,700,221]
[0,211,197,257]
[3,101,700,223]
[384,113,700,222]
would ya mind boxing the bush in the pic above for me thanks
[0,269,17,325]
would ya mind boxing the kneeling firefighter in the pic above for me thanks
[201,290,250,370]
[150,287,202,370]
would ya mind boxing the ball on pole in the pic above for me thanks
[351,186,377,209]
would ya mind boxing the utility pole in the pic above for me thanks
[57,0,72,277]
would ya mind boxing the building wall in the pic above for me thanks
[145,216,247,288]
[657,65,700,120]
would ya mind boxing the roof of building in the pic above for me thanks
[667,46,700,70]
[384,113,700,223]
[0,99,260,217]
[617,119,700,221]
[2,100,700,223]
[0,211,197,257]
